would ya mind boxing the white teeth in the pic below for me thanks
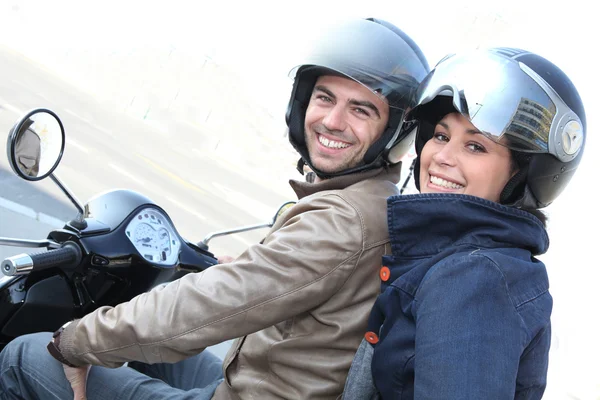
[430,175,464,189]
[318,135,350,149]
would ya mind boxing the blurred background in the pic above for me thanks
[0,1,597,398]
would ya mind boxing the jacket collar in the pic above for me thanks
[387,193,549,257]
[289,164,402,200]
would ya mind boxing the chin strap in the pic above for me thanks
[296,158,315,183]
[499,168,528,205]
[399,159,416,194]
[499,153,545,209]
[503,185,542,210]
[296,158,306,175]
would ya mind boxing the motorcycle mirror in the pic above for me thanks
[270,201,296,226]
[6,108,65,181]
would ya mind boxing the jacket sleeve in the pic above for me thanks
[58,194,365,368]
[412,253,526,399]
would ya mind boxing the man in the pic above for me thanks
[0,18,429,399]
[13,118,41,177]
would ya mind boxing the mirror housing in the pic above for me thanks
[271,201,296,225]
[6,108,65,181]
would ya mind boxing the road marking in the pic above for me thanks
[66,138,89,153]
[60,109,115,138]
[165,196,206,221]
[64,109,91,125]
[136,154,206,195]
[143,119,168,136]
[0,197,65,227]
[1,103,24,115]
[211,182,275,222]
[97,126,115,138]
[108,163,146,186]
[182,120,201,131]
[38,212,65,227]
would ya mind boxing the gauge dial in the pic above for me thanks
[125,208,181,266]
[134,223,157,248]
[157,228,171,260]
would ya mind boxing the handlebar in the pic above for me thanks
[1,242,82,276]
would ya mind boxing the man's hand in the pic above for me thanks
[63,364,91,400]
[217,255,235,264]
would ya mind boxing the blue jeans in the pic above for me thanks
[0,332,224,399]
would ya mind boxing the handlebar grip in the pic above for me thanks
[1,242,82,276]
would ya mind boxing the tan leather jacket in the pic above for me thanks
[58,165,401,399]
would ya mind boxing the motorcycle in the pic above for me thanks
[0,108,294,351]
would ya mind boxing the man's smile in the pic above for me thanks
[317,133,351,150]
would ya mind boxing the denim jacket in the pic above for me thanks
[344,193,552,400]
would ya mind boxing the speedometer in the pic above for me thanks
[134,223,157,247]
[125,208,181,266]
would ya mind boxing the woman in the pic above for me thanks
[343,48,586,399]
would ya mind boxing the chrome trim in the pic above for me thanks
[1,254,34,276]
[202,222,271,245]
[0,275,20,290]
[519,62,583,162]
[50,174,85,215]
[0,237,60,248]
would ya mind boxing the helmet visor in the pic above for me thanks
[288,19,428,110]
[411,51,583,162]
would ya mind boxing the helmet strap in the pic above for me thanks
[296,158,306,175]
[500,168,528,205]
[500,153,542,209]
[364,108,403,164]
